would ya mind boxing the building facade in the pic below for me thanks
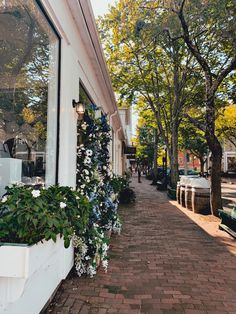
[0,0,127,198]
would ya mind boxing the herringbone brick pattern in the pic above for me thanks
[44,177,236,314]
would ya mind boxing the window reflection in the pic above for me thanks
[0,0,59,196]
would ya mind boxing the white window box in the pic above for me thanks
[0,235,74,314]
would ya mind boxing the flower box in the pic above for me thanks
[0,235,74,314]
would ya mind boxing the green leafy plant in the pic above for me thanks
[0,185,92,247]
[111,175,136,204]
[119,187,136,204]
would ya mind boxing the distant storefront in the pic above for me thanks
[178,151,201,171]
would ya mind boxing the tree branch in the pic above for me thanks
[178,0,212,81]
[211,55,236,93]
[184,114,206,132]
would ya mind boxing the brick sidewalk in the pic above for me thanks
[44,177,236,314]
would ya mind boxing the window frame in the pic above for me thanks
[35,0,61,184]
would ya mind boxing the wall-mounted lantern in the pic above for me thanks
[72,100,85,120]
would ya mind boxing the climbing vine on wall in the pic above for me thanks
[74,104,121,277]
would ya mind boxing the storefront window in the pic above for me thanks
[228,156,236,172]
[0,0,59,196]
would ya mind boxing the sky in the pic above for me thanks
[90,0,116,17]
[90,0,138,137]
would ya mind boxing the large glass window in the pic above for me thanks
[0,0,59,196]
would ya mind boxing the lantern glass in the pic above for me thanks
[76,103,85,115]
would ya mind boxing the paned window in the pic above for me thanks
[0,0,59,196]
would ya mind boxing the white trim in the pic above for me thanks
[42,0,71,45]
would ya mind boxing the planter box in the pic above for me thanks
[0,235,74,314]
[219,209,236,238]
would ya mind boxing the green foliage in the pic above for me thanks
[216,104,236,148]
[110,174,136,204]
[97,0,201,187]
[0,185,92,248]
[119,187,136,204]
[109,174,136,204]
[110,175,129,194]
[179,123,208,159]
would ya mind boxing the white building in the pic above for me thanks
[0,0,129,313]
[118,107,135,170]
[0,0,128,198]
[222,141,236,173]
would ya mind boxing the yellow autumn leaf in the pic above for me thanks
[22,107,35,124]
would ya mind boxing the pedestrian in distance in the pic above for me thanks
[137,165,141,183]
[129,166,133,177]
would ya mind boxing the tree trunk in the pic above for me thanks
[200,157,205,176]
[205,96,223,215]
[170,59,180,188]
[170,125,179,187]
[183,149,188,175]
[210,150,222,215]
[152,128,158,183]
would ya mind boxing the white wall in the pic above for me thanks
[58,42,78,187]
[41,0,124,187]
[119,108,132,145]
[114,132,123,176]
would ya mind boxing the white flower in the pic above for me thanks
[102,243,109,252]
[81,122,87,130]
[87,265,97,278]
[102,259,109,272]
[111,193,116,201]
[83,169,89,175]
[86,149,93,156]
[84,157,91,164]
[103,166,107,170]
[81,184,85,189]
[32,190,40,198]
[1,195,8,203]
[60,202,67,209]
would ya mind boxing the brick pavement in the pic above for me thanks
[44,177,236,314]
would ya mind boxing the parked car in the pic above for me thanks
[147,168,198,181]
[178,169,199,176]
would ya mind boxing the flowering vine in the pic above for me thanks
[74,104,122,277]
